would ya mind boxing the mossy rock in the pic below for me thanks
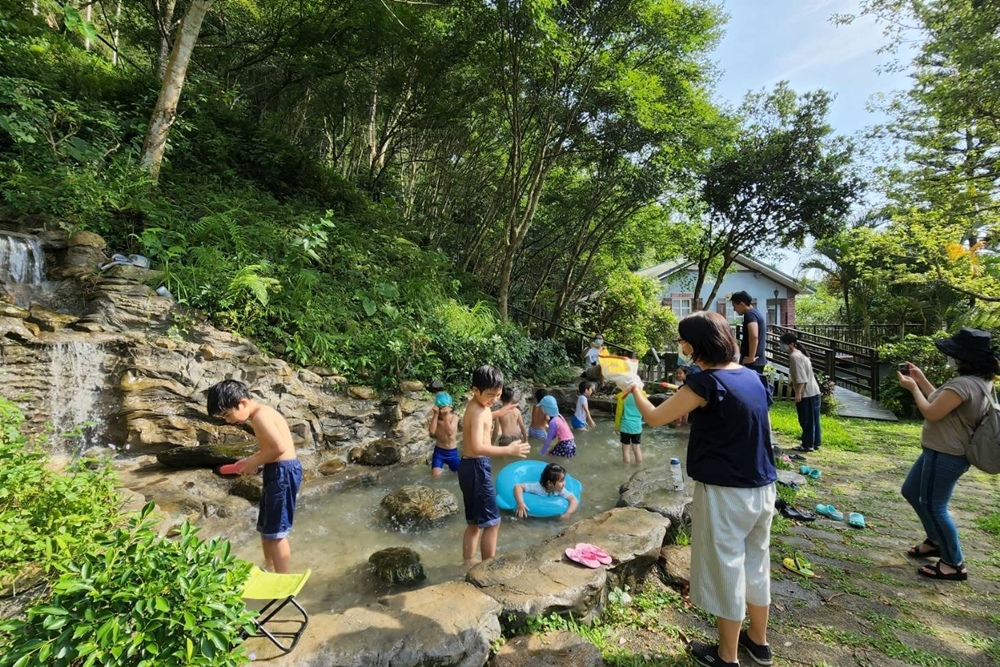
[368,547,426,585]
[156,443,257,469]
[381,484,458,527]
[349,439,401,466]
[230,475,263,503]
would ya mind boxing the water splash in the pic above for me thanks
[47,341,106,451]
[0,233,45,285]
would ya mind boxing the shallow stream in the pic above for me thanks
[234,421,688,613]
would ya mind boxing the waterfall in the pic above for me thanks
[0,233,45,285]
[47,341,106,450]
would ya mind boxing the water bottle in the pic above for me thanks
[670,457,684,491]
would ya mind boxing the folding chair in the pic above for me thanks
[242,566,312,654]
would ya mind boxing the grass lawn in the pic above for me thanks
[515,402,1000,667]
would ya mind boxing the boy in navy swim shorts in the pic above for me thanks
[459,365,531,565]
[428,391,460,476]
[208,380,302,574]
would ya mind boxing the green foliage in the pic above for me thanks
[578,270,677,354]
[0,504,256,667]
[878,335,952,417]
[0,399,121,585]
[0,400,255,667]
[976,511,1000,541]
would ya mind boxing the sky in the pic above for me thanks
[710,0,914,276]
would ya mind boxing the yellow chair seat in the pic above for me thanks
[241,566,312,654]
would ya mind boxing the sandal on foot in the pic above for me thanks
[907,539,941,559]
[782,551,815,578]
[918,560,967,581]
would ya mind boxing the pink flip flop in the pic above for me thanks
[576,543,612,565]
[564,547,601,568]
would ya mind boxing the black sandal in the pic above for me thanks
[907,538,941,559]
[917,560,967,581]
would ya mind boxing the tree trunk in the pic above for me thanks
[156,0,179,80]
[703,255,736,312]
[84,3,92,50]
[139,0,212,182]
[111,1,122,66]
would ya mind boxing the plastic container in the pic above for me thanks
[670,457,684,491]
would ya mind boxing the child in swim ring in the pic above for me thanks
[528,388,550,440]
[513,463,579,521]
[538,395,576,458]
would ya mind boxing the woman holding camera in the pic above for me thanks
[897,328,999,581]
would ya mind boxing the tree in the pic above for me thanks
[690,83,864,308]
[139,0,213,181]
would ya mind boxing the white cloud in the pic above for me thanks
[775,10,886,80]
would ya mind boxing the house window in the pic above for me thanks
[672,298,692,317]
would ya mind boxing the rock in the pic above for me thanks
[306,365,336,377]
[368,547,426,585]
[156,443,257,469]
[67,231,107,248]
[298,368,323,385]
[617,467,692,534]
[0,316,36,342]
[292,582,502,667]
[381,485,458,526]
[318,459,348,476]
[588,396,616,414]
[490,631,605,667]
[198,344,218,360]
[349,439,401,466]
[349,386,377,400]
[777,469,808,488]
[103,264,163,282]
[399,380,424,392]
[659,544,691,589]
[0,304,28,318]
[230,475,263,503]
[26,303,79,331]
[320,425,352,444]
[467,508,669,627]
[154,337,178,350]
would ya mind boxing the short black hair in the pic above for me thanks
[501,387,515,403]
[534,388,548,402]
[540,463,566,488]
[207,379,252,416]
[578,380,594,394]
[472,364,504,392]
[730,291,753,306]
[677,311,738,366]
[779,332,809,357]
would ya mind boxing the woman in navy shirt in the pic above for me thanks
[629,311,776,667]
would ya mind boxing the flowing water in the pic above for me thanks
[47,341,108,450]
[234,421,688,614]
[0,232,45,285]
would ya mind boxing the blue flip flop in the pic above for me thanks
[815,504,844,521]
[799,465,822,479]
[847,512,866,529]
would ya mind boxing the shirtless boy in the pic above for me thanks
[428,391,460,476]
[208,379,302,573]
[459,365,531,564]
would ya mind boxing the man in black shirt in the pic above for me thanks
[731,291,766,374]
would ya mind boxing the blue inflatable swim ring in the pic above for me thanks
[495,460,583,518]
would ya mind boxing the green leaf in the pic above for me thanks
[362,298,377,317]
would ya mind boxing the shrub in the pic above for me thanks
[0,398,121,585]
[0,504,256,667]
[878,335,950,418]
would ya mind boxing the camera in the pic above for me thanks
[898,362,910,375]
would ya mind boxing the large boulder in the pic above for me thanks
[282,582,503,667]
[350,438,402,466]
[617,466,692,535]
[368,547,426,585]
[466,507,669,627]
[381,484,459,527]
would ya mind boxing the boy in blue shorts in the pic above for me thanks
[572,381,596,429]
[208,380,302,574]
[460,365,531,565]
[428,391,460,476]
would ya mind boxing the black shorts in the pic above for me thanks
[620,432,641,445]
[458,457,500,528]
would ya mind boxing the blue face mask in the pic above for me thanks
[779,343,789,352]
